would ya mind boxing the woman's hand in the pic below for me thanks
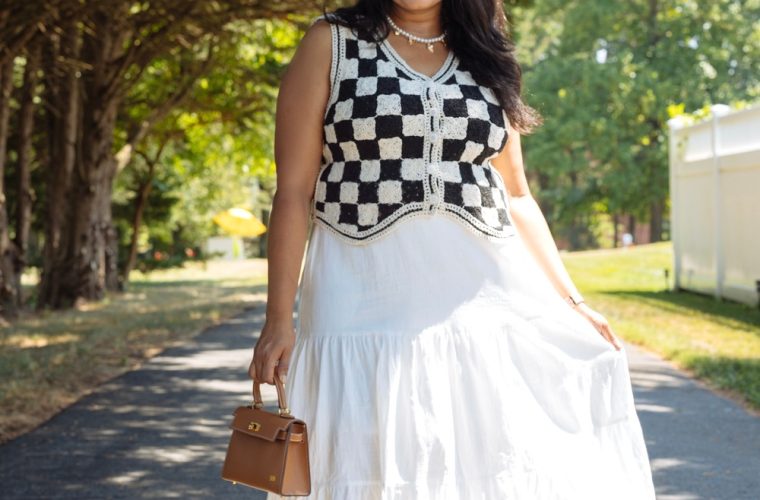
[573,303,623,351]
[249,320,296,385]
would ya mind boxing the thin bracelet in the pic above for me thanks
[564,293,585,307]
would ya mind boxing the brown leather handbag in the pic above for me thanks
[221,374,311,496]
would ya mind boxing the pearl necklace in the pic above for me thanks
[385,16,446,53]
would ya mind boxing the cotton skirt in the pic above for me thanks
[266,213,656,500]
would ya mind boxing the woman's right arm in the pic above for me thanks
[249,19,333,385]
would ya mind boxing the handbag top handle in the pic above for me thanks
[252,373,290,416]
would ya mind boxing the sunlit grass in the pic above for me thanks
[563,241,760,412]
[0,259,267,443]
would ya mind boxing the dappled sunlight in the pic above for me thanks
[151,348,253,371]
[105,469,150,486]
[635,403,675,414]
[130,258,268,284]
[631,369,691,389]
[1,332,81,349]
[0,304,271,496]
[134,444,219,464]
[651,457,690,470]
[1,260,267,444]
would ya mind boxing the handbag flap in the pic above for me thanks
[230,406,301,442]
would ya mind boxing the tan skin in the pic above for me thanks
[250,0,621,387]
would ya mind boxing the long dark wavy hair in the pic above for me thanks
[323,0,543,135]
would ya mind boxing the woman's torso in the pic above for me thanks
[311,19,518,245]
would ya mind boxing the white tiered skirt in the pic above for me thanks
[267,214,656,500]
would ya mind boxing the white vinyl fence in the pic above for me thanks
[668,103,760,307]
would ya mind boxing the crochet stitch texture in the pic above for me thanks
[312,20,518,244]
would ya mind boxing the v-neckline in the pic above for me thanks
[379,37,456,82]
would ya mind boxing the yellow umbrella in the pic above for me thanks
[212,207,267,237]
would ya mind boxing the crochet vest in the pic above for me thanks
[312,19,518,244]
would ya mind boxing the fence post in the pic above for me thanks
[710,104,731,300]
[667,116,684,291]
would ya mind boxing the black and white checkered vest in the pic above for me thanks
[313,19,517,244]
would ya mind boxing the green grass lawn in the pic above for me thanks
[0,260,267,443]
[562,241,760,413]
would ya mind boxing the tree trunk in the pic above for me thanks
[649,199,663,242]
[0,57,19,318]
[39,6,130,307]
[612,213,619,248]
[12,38,41,298]
[55,94,121,305]
[121,144,164,283]
[38,20,82,309]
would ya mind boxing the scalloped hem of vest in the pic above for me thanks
[310,210,519,246]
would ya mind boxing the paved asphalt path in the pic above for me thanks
[1,302,758,499]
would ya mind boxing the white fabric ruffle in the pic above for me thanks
[266,214,656,500]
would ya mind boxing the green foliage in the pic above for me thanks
[512,0,760,248]
[113,18,302,269]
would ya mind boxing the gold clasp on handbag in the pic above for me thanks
[248,421,262,431]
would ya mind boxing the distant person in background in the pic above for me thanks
[623,232,634,248]
[250,1,657,498]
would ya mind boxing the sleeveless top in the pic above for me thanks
[311,18,518,245]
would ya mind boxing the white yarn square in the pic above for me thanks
[402,115,426,136]
[462,141,485,163]
[327,162,344,182]
[341,58,359,79]
[324,123,337,144]
[482,87,500,105]
[334,99,354,122]
[488,124,506,151]
[378,137,403,159]
[399,78,422,96]
[340,141,361,161]
[377,59,397,77]
[450,71,476,86]
[439,161,462,183]
[359,160,381,182]
[378,180,403,203]
[340,182,359,203]
[324,202,341,221]
[461,184,482,206]
[466,99,489,120]
[401,159,425,180]
[315,181,327,200]
[358,45,378,60]
[443,117,468,140]
[356,76,378,96]
[377,94,402,115]
[439,85,464,100]
[472,165,489,186]
[491,186,507,207]
[352,118,376,140]
[481,206,501,226]
[358,204,379,225]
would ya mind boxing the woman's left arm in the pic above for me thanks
[490,125,623,351]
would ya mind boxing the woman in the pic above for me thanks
[250,1,657,498]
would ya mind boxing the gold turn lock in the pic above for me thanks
[248,421,261,431]
[269,474,277,482]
